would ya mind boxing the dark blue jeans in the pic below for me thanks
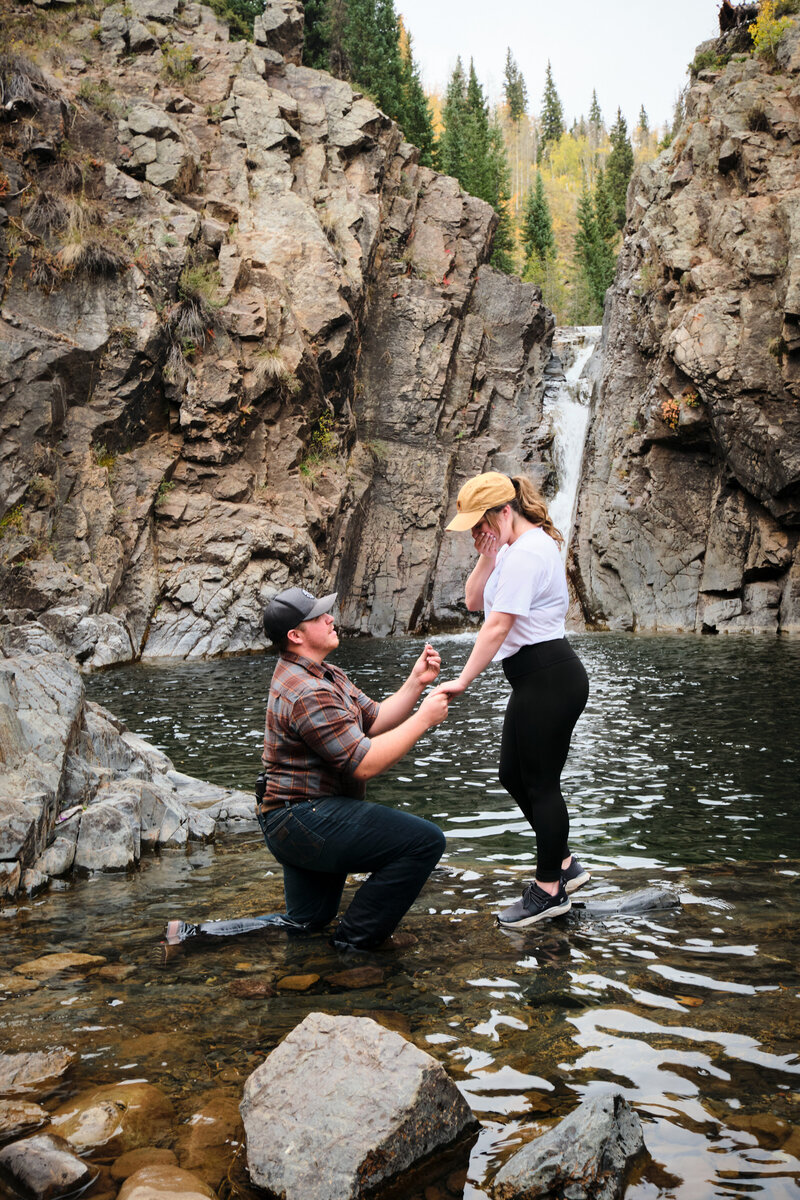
[256,796,445,950]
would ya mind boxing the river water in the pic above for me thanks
[2,634,797,1198]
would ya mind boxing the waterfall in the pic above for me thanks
[542,326,602,557]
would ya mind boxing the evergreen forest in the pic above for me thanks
[202,0,671,322]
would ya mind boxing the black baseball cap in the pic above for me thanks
[262,587,338,642]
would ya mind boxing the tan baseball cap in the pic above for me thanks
[445,472,516,531]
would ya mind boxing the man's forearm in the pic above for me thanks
[368,675,425,735]
[352,708,430,780]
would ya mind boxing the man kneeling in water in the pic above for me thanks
[159,587,448,960]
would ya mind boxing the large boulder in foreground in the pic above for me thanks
[240,1012,478,1200]
[492,1092,645,1200]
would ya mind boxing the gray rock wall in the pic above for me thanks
[0,0,554,659]
[572,28,800,634]
[0,651,253,891]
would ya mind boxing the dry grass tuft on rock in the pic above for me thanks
[253,345,291,389]
[24,192,68,236]
[59,238,128,277]
[0,53,45,115]
[165,298,211,349]
[29,247,62,292]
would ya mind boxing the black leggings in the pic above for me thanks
[498,639,589,883]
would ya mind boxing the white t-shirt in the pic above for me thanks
[483,527,568,660]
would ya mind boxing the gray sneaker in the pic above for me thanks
[497,882,571,927]
[561,856,591,894]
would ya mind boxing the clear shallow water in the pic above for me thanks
[2,635,798,1198]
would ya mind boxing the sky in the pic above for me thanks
[396,0,722,130]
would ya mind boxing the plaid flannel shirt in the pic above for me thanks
[260,650,379,810]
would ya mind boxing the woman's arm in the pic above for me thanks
[436,610,515,695]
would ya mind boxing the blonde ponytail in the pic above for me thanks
[483,474,564,547]
[511,476,564,548]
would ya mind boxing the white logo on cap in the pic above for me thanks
[301,588,315,599]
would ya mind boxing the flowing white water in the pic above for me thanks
[542,325,603,556]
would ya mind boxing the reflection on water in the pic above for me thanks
[1,635,798,1198]
[88,632,800,870]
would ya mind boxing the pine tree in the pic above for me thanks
[503,48,527,122]
[671,91,685,138]
[460,59,491,200]
[637,105,649,136]
[572,172,616,321]
[593,167,616,246]
[342,0,405,122]
[521,171,555,265]
[398,33,435,167]
[302,0,330,69]
[540,61,565,155]
[592,168,617,296]
[326,0,348,79]
[606,107,634,228]
[661,90,685,149]
[436,57,467,179]
[587,87,603,152]
[487,117,514,273]
[572,179,601,321]
[436,61,513,273]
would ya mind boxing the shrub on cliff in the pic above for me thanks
[750,0,796,62]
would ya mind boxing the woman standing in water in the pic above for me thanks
[437,472,590,926]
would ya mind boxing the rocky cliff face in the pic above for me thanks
[0,0,554,663]
[572,23,800,634]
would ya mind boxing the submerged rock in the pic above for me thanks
[0,1048,77,1097]
[580,887,682,918]
[240,1011,479,1200]
[324,965,385,989]
[117,1165,217,1200]
[491,1092,645,1200]
[275,973,319,992]
[174,1091,243,1188]
[12,952,107,979]
[0,1098,49,1141]
[110,1148,179,1181]
[0,1133,94,1200]
[0,973,40,996]
[50,1081,174,1157]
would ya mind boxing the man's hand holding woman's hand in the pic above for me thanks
[418,688,449,728]
[433,678,468,698]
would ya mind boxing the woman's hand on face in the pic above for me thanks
[411,643,441,688]
[473,530,498,561]
[434,678,468,698]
